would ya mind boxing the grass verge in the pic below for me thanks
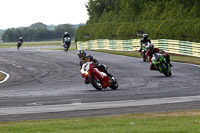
[93,50,200,65]
[0,41,75,48]
[0,110,200,133]
[42,46,77,51]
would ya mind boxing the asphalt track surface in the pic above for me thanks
[0,46,200,121]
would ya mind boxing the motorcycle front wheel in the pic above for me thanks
[109,76,118,90]
[88,75,102,90]
[160,64,171,77]
[17,43,22,49]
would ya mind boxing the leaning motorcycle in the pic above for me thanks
[80,62,118,90]
[17,41,23,49]
[63,37,71,51]
[151,53,172,76]
[140,42,149,62]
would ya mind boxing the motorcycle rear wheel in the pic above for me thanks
[109,77,118,90]
[160,64,171,77]
[17,43,22,49]
[88,75,102,90]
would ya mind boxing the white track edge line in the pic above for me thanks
[1,95,200,115]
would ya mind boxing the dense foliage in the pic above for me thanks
[86,0,200,23]
[2,23,76,42]
[75,0,200,42]
[75,19,200,42]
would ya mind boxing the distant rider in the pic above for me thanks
[62,32,71,47]
[78,50,113,80]
[17,37,24,49]
[139,34,151,52]
[146,43,173,70]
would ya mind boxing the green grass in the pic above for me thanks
[0,110,200,133]
[0,41,75,48]
[93,50,200,65]
[170,53,200,65]
[42,46,77,51]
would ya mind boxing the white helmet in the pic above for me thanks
[19,37,23,39]
[64,32,68,35]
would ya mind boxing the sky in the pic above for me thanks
[0,0,89,29]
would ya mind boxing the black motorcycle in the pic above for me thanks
[17,41,23,49]
[63,37,71,51]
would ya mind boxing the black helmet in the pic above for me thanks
[78,50,86,59]
[148,43,154,52]
[143,34,148,39]
[64,32,68,35]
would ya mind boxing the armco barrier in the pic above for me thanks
[77,39,200,57]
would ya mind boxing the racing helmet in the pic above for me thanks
[78,50,86,59]
[148,43,154,52]
[143,34,148,39]
[19,37,23,39]
[64,32,68,35]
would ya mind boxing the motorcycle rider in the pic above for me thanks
[146,43,173,70]
[78,50,113,81]
[62,32,71,47]
[139,34,151,52]
[17,37,24,49]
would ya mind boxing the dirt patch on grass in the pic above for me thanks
[0,72,6,81]
[145,110,200,117]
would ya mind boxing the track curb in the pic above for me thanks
[0,71,9,84]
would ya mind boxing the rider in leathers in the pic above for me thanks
[17,37,24,49]
[139,34,151,52]
[146,43,173,70]
[62,32,71,47]
[78,50,113,83]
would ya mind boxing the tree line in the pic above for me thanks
[1,23,77,42]
[75,0,200,42]
[86,0,200,24]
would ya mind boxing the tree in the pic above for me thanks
[29,22,47,29]
[1,23,76,42]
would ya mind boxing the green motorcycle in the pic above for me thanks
[140,42,149,62]
[151,53,172,76]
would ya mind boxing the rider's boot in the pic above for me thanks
[168,62,173,67]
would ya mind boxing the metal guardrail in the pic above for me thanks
[77,39,200,57]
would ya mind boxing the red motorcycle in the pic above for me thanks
[80,62,118,90]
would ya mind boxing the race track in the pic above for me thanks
[0,47,200,121]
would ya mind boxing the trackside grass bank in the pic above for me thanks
[0,110,200,133]
[0,41,75,48]
[41,46,76,51]
[93,50,200,65]
[0,41,60,48]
